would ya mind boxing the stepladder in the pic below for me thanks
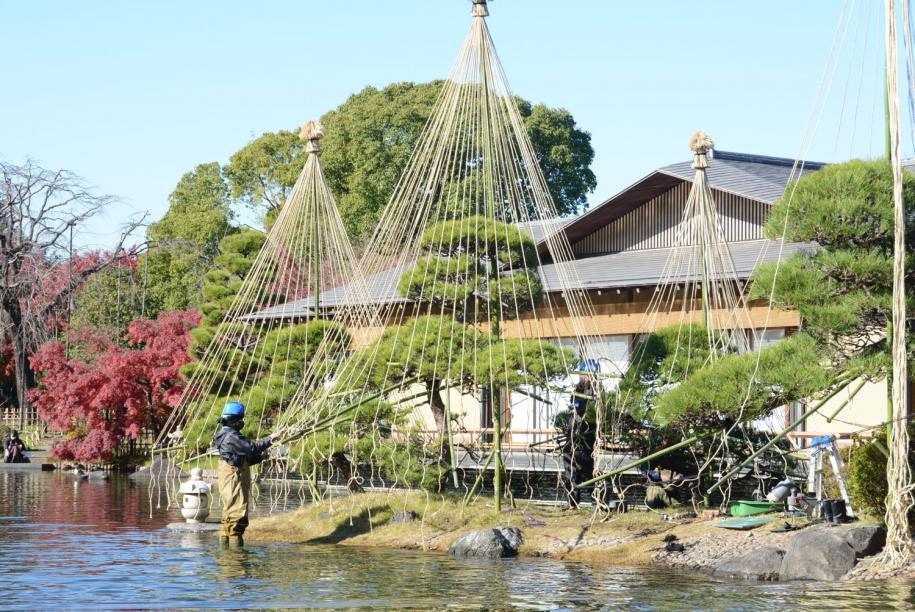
[806,434,855,518]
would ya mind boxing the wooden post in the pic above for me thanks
[445,387,460,488]
[478,7,503,513]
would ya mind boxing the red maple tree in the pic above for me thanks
[29,310,200,461]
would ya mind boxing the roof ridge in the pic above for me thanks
[712,150,826,169]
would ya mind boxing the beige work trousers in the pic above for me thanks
[217,459,251,537]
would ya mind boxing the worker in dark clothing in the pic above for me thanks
[558,376,595,508]
[213,401,282,548]
[4,430,29,463]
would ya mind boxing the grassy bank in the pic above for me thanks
[248,491,719,565]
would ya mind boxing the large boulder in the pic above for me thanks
[843,525,886,558]
[448,527,523,559]
[711,547,785,581]
[780,528,857,580]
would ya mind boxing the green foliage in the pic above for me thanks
[289,396,450,492]
[398,216,542,323]
[70,265,144,341]
[847,425,915,520]
[616,324,715,420]
[142,162,235,315]
[149,162,233,256]
[653,333,832,427]
[751,159,915,373]
[615,325,831,434]
[347,316,485,391]
[223,130,305,220]
[229,82,596,242]
[519,100,597,216]
[179,320,350,454]
[198,229,266,329]
[140,248,210,314]
[320,82,441,241]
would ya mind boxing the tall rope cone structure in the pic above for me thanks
[576,131,763,494]
[150,120,371,499]
[639,130,758,357]
[881,0,913,565]
[272,0,612,512]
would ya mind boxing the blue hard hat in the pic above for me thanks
[222,401,245,417]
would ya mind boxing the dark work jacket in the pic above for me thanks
[212,426,272,468]
[5,438,26,452]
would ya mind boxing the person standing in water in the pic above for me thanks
[213,401,283,548]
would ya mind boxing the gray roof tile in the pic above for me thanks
[538,239,817,292]
[245,239,815,320]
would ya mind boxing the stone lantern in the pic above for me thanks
[179,467,212,523]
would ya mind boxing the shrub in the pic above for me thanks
[847,424,915,521]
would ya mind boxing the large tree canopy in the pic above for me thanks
[148,162,233,255]
[142,162,235,315]
[223,131,305,221]
[223,81,596,240]
[751,159,915,375]
[31,309,200,462]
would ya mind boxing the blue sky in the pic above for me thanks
[0,1,892,249]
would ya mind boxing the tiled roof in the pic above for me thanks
[245,151,826,322]
[245,240,815,320]
[538,239,817,292]
[242,264,411,320]
[561,151,825,246]
[657,151,824,204]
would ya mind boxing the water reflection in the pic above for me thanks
[2,471,915,610]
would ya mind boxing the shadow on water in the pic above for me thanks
[3,470,915,610]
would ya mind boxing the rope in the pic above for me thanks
[880,0,914,565]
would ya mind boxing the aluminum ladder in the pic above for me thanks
[806,434,855,518]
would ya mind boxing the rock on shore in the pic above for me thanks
[448,527,523,559]
[656,522,887,582]
[711,547,785,581]
[780,527,856,581]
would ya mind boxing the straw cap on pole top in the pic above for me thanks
[300,120,325,155]
[471,0,489,18]
[688,130,714,169]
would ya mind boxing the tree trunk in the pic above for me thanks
[427,379,452,469]
[427,378,447,435]
[5,302,34,429]
[331,452,364,493]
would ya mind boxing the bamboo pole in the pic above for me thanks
[574,435,700,489]
[825,379,867,423]
[492,387,503,512]
[881,0,912,558]
[478,8,504,513]
[179,449,218,465]
[281,376,420,444]
[463,446,496,506]
[445,387,460,488]
[705,379,852,495]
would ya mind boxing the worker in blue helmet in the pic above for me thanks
[212,400,283,548]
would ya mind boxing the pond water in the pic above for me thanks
[1,470,914,610]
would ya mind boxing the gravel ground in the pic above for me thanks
[652,523,801,573]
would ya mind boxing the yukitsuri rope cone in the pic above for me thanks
[270,0,614,513]
[880,0,914,567]
[573,130,767,504]
[150,120,373,509]
[638,129,758,358]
